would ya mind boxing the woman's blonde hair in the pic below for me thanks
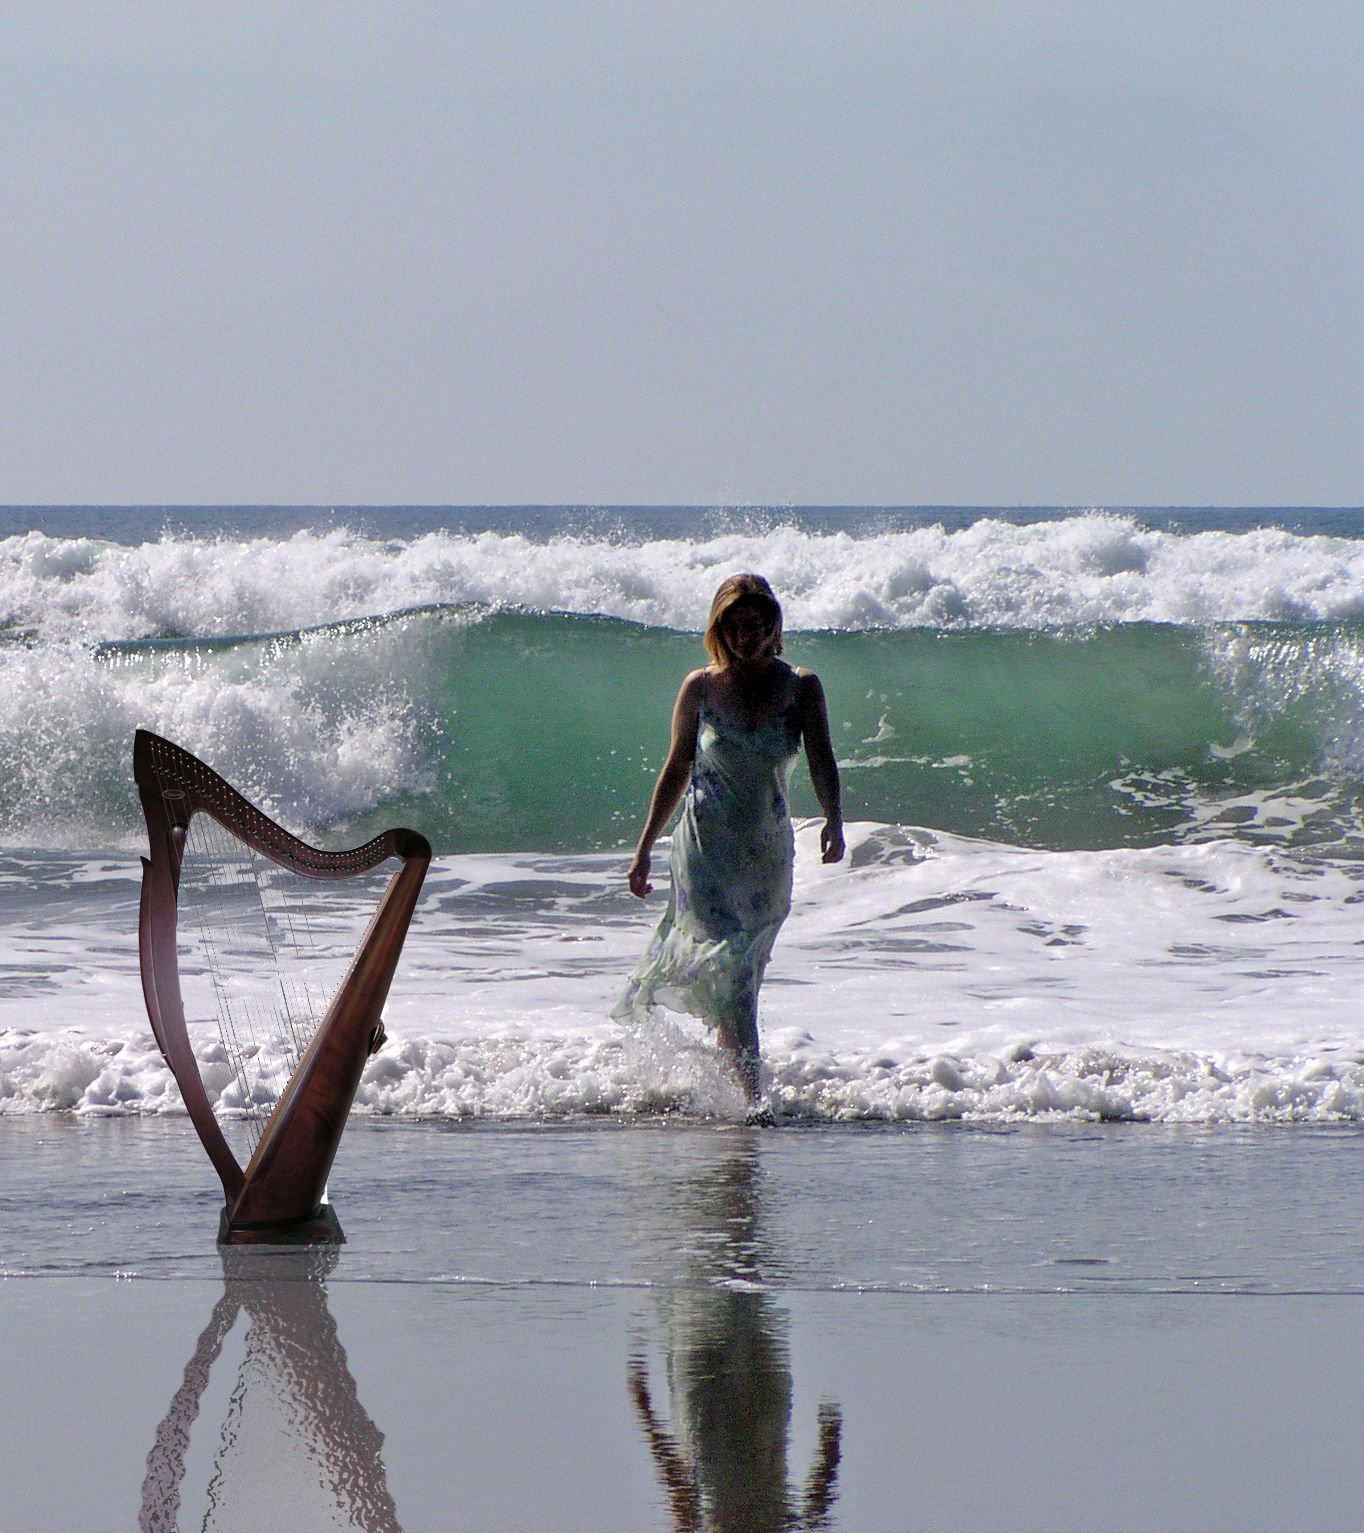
[703,573,784,669]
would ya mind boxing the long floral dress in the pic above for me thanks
[615,671,800,1052]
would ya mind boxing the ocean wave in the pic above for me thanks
[8,514,1364,642]
[0,613,444,847]
[4,608,1364,852]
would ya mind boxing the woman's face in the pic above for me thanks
[722,601,777,663]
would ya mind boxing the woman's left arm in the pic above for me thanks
[799,671,845,863]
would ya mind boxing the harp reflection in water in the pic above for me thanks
[139,1247,402,1533]
[629,1138,843,1533]
[135,730,430,1243]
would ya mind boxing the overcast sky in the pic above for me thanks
[2,2,1361,506]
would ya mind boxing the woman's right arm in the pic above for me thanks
[626,671,704,898]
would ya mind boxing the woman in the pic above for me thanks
[615,574,844,1103]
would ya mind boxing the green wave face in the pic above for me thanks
[334,611,1364,855]
[17,607,1364,854]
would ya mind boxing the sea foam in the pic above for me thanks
[4,826,1362,1126]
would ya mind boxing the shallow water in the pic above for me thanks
[4,1119,1364,1530]
[5,1116,1364,1294]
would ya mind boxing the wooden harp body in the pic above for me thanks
[135,729,430,1244]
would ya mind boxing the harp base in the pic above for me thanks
[218,1204,346,1246]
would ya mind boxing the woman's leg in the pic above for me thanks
[716,989,761,1101]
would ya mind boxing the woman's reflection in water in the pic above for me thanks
[139,1245,401,1533]
[629,1135,842,1532]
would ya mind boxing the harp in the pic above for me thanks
[135,729,430,1244]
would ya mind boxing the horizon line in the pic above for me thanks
[5,501,1363,513]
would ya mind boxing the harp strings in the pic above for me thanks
[250,840,330,1069]
[167,776,333,1155]
[187,811,294,1154]
[182,811,257,1144]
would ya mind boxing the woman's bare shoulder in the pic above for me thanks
[672,668,709,713]
[791,667,829,718]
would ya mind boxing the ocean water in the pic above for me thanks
[4,504,1364,1125]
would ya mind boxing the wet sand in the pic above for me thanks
[3,1118,1363,1530]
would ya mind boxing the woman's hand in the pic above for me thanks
[820,819,845,863]
[627,848,653,898]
